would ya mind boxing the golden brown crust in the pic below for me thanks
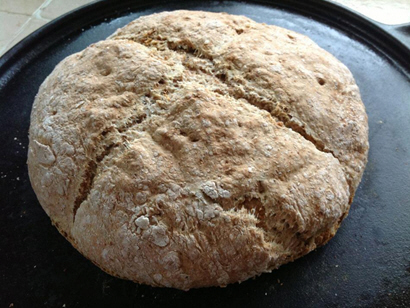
[28,10,368,290]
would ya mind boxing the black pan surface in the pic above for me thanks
[0,1,409,307]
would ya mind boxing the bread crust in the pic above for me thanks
[28,10,368,290]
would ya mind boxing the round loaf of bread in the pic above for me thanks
[28,10,368,290]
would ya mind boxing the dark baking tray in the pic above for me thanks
[1,0,409,307]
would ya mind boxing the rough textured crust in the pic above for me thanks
[27,10,368,290]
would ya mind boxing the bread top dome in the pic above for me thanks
[28,10,368,290]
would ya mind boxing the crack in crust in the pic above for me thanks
[72,131,119,222]
[127,32,339,171]
[72,112,147,222]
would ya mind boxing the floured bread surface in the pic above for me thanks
[28,10,368,290]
